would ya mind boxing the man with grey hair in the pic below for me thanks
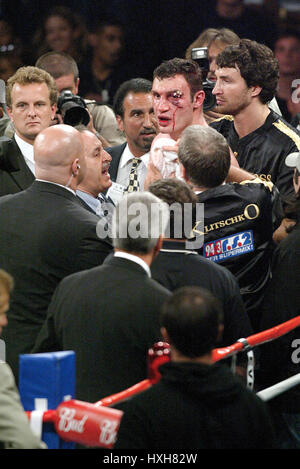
[178,125,283,332]
[33,192,171,403]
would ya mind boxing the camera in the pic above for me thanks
[57,90,90,126]
[191,47,216,111]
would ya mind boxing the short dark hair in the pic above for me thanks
[275,28,300,45]
[90,17,124,35]
[178,125,230,188]
[161,286,223,358]
[35,51,79,82]
[216,38,279,104]
[113,77,153,117]
[148,178,197,239]
[153,57,203,99]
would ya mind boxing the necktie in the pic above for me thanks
[125,158,141,193]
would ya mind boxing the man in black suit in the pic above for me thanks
[0,66,58,196]
[106,78,158,200]
[32,191,171,403]
[0,124,112,382]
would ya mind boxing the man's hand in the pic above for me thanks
[273,217,296,244]
[144,155,163,190]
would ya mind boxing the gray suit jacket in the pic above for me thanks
[0,361,46,449]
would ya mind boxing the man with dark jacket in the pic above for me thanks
[114,286,275,449]
[106,78,158,198]
[32,192,171,403]
[210,39,300,200]
[178,125,283,331]
[0,124,112,382]
[0,66,57,196]
[149,178,253,352]
[257,151,300,449]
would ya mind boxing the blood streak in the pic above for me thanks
[172,107,179,132]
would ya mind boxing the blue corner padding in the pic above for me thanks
[19,351,76,449]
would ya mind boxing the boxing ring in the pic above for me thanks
[25,316,300,448]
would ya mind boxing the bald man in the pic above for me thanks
[0,124,112,382]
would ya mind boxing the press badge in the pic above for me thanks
[106,182,126,205]
[203,230,254,262]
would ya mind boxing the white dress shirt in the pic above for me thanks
[15,133,35,175]
[116,144,149,191]
[114,251,151,277]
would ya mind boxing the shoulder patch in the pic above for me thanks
[240,177,274,192]
[211,114,234,123]
[273,120,300,151]
[203,230,255,263]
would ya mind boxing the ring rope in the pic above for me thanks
[25,314,300,447]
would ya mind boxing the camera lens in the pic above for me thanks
[203,83,216,111]
[57,90,90,127]
[62,102,90,126]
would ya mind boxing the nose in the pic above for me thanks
[209,59,216,74]
[0,313,8,331]
[156,96,170,113]
[103,149,112,162]
[143,112,153,128]
[28,104,37,116]
[212,80,221,95]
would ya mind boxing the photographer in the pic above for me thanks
[35,52,126,147]
[186,28,281,123]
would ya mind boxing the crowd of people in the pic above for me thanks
[0,0,300,451]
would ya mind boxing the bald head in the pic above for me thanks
[34,124,86,188]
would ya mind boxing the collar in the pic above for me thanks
[15,133,35,174]
[160,239,198,255]
[114,251,151,277]
[76,189,100,213]
[119,144,149,169]
[232,109,276,142]
[35,179,76,195]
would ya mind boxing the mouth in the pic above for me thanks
[102,163,111,176]
[157,116,171,127]
[141,131,156,139]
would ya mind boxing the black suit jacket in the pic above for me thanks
[151,240,253,348]
[32,255,171,403]
[0,136,35,196]
[106,143,126,182]
[0,181,113,381]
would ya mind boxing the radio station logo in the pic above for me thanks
[204,230,254,262]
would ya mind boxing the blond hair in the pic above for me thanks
[6,65,58,108]
[0,269,14,294]
[185,28,240,59]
